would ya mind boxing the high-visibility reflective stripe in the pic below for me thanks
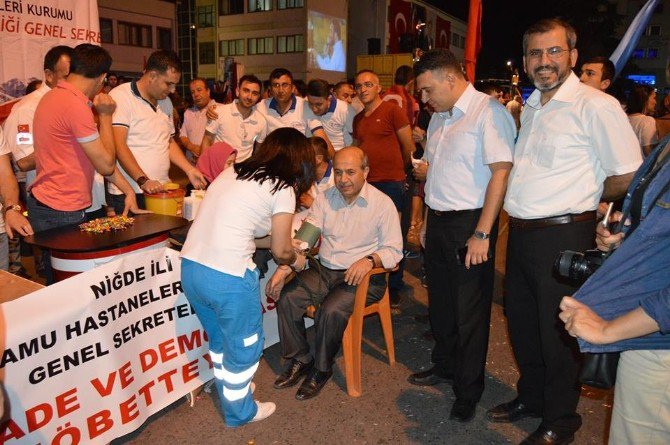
[213,367,225,380]
[220,361,259,385]
[209,351,223,364]
[223,382,251,402]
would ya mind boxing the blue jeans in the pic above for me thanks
[27,194,87,284]
[369,181,405,292]
[181,259,264,426]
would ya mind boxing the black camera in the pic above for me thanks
[554,249,607,284]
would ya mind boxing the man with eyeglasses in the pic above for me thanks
[352,69,415,307]
[488,19,642,445]
[256,68,333,150]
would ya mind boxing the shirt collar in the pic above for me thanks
[190,99,216,112]
[269,95,297,113]
[55,80,92,107]
[526,71,580,109]
[436,83,475,120]
[327,96,337,113]
[335,181,370,206]
[131,80,158,112]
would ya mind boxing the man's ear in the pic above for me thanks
[601,79,611,91]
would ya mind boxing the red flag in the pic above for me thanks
[435,16,451,49]
[464,0,482,82]
[388,0,412,53]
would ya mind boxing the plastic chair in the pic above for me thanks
[305,266,397,397]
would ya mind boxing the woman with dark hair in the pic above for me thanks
[180,127,315,426]
[627,84,658,156]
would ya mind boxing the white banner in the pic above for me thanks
[0,247,211,444]
[0,0,100,115]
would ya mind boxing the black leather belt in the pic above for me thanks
[509,211,596,230]
[429,208,481,217]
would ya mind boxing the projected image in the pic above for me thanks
[308,11,346,72]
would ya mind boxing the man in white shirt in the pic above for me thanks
[201,75,267,163]
[179,78,216,163]
[266,147,403,401]
[108,50,206,213]
[408,49,515,423]
[4,45,72,189]
[305,78,355,157]
[256,68,334,148]
[487,19,642,445]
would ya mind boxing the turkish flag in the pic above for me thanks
[388,0,412,53]
[435,16,451,49]
[464,0,483,82]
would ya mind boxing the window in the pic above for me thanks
[248,37,273,55]
[632,48,645,59]
[118,21,152,47]
[647,48,659,59]
[198,5,215,28]
[219,0,244,15]
[277,34,304,53]
[199,42,215,64]
[646,25,661,36]
[158,27,172,50]
[220,39,244,56]
[249,0,271,12]
[278,0,303,9]
[100,18,113,43]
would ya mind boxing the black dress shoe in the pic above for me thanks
[295,368,333,401]
[520,425,575,445]
[486,398,541,423]
[449,399,476,422]
[407,366,453,386]
[274,359,314,389]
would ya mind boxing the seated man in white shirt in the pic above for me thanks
[266,147,403,401]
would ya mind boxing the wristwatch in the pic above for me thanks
[365,255,375,266]
[2,204,22,215]
[473,230,490,240]
[136,176,149,187]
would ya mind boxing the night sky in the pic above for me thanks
[426,0,630,81]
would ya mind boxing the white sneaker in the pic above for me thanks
[249,401,276,423]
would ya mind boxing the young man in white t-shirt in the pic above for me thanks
[304,79,355,159]
[108,50,206,213]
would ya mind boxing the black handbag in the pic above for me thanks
[579,352,620,389]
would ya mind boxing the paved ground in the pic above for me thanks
[108,232,614,445]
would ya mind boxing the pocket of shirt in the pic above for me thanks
[445,131,480,164]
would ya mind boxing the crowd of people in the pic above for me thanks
[0,15,667,445]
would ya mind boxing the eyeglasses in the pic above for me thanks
[271,82,292,90]
[354,82,377,90]
[526,46,570,60]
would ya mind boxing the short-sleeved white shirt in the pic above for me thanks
[424,84,515,211]
[180,100,216,147]
[109,81,175,195]
[0,126,11,234]
[628,113,658,152]
[257,95,323,136]
[304,97,355,150]
[505,73,643,219]
[205,101,267,162]
[2,83,51,188]
[180,167,296,277]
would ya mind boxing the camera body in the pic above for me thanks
[554,249,607,284]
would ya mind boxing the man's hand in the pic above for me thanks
[4,210,33,239]
[344,258,373,286]
[292,253,307,272]
[412,127,426,143]
[186,168,207,190]
[465,237,489,269]
[559,296,610,344]
[140,179,165,194]
[596,210,625,252]
[206,104,219,121]
[299,192,314,209]
[412,160,428,181]
[93,93,116,116]
[265,266,291,300]
[122,194,152,217]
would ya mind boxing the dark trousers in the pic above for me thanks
[369,180,405,291]
[26,194,87,284]
[425,208,496,403]
[505,219,595,433]
[108,193,146,216]
[276,262,386,372]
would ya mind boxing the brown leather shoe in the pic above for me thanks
[273,359,314,389]
[407,366,454,386]
[295,368,333,401]
[486,398,541,423]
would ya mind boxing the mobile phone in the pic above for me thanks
[455,246,492,266]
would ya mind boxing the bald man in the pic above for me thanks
[267,147,403,401]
